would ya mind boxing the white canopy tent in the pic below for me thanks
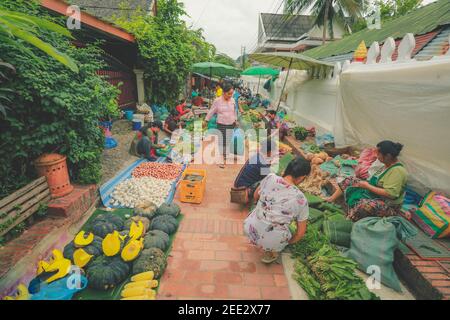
[334,58,450,195]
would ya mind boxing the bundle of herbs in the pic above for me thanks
[289,228,379,300]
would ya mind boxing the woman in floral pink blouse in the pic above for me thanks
[244,157,311,264]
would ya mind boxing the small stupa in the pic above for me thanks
[354,41,368,62]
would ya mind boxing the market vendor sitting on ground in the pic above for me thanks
[163,109,180,135]
[244,157,311,264]
[264,110,289,141]
[325,141,408,222]
[175,98,194,121]
[192,92,204,107]
[233,139,274,202]
[134,121,165,162]
[191,88,199,99]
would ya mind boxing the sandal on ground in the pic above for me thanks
[261,251,278,264]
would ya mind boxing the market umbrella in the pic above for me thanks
[191,62,241,104]
[192,62,241,78]
[241,66,280,94]
[249,52,334,111]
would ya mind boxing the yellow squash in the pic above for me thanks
[124,280,159,290]
[42,250,72,283]
[121,238,144,262]
[120,293,156,300]
[73,248,94,268]
[102,231,122,257]
[15,284,30,300]
[121,287,156,298]
[74,231,94,247]
[131,271,154,282]
[129,221,145,240]
[2,284,30,300]
[49,249,64,262]
[37,261,50,276]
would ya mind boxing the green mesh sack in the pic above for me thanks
[344,217,417,292]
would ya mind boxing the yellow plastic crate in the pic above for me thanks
[179,169,206,204]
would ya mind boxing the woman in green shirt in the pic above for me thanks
[326,141,408,222]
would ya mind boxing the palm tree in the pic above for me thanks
[0,9,79,73]
[285,0,367,44]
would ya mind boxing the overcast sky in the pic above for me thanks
[180,0,437,60]
[181,0,276,59]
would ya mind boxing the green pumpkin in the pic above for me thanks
[63,236,103,264]
[144,230,170,251]
[132,248,167,279]
[156,203,181,218]
[89,214,125,238]
[134,201,158,220]
[150,215,179,235]
[86,256,130,291]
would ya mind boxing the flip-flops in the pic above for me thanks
[261,252,279,264]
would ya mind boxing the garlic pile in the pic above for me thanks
[110,177,174,208]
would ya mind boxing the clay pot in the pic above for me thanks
[35,154,74,198]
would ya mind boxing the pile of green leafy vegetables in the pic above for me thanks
[288,193,379,300]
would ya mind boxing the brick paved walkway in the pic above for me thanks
[158,163,292,300]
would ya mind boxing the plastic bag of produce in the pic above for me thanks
[207,114,217,130]
[230,128,245,156]
[315,133,334,148]
[344,216,418,292]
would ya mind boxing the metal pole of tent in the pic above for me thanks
[276,58,293,112]
[257,75,261,95]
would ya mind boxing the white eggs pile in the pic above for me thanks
[110,177,174,208]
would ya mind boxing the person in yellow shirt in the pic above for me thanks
[216,84,223,98]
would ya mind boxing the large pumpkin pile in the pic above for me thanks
[61,203,181,298]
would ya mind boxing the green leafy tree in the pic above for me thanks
[377,0,423,20]
[0,1,79,118]
[214,53,237,67]
[187,27,216,63]
[0,1,120,197]
[115,0,216,106]
[349,0,423,33]
[0,8,78,72]
[286,0,367,43]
